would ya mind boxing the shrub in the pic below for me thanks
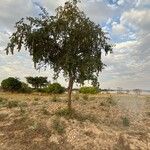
[79,86,99,94]
[45,83,65,94]
[1,77,22,92]
[20,82,32,93]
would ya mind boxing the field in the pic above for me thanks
[0,92,149,150]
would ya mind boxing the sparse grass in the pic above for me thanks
[0,97,8,107]
[51,95,60,102]
[73,93,80,101]
[19,106,26,115]
[82,94,89,100]
[146,112,150,117]
[7,100,19,108]
[52,117,65,134]
[28,121,39,131]
[55,108,98,123]
[106,96,117,106]
[41,106,50,115]
[34,97,39,101]
[0,113,8,121]
[122,117,130,127]
[19,101,28,107]
[99,96,117,107]
[32,101,39,106]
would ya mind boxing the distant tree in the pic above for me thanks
[5,0,112,110]
[133,89,142,95]
[1,77,22,92]
[26,76,48,89]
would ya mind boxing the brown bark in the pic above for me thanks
[68,77,74,110]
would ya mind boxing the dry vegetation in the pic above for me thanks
[0,92,149,150]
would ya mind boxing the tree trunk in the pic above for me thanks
[68,77,74,111]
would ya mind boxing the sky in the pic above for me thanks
[0,0,150,90]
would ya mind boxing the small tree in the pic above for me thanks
[26,76,48,89]
[5,0,112,110]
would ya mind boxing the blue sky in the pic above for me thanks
[0,0,150,90]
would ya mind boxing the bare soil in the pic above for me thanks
[0,92,149,150]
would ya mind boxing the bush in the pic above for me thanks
[1,77,22,92]
[45,83,65,94]
[79,86,99,94]
[20,82,32,93]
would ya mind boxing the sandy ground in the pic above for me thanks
[0,92,150,150]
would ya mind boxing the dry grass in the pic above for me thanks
[0,92,149,150]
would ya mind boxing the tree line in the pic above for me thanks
[0,77,99,94]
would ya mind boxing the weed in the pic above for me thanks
[122,117,130,127]
[52,117,65,134]
[7,100,19,108]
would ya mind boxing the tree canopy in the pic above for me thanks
[5,0,112,109]
[26,76,48,89]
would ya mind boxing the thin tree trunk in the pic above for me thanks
[68,77,74,111]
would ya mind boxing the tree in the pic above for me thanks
[26,76,48,89]
[1,77,22,92]
[5,0,112,110]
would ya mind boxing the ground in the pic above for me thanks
[0,92,150,150]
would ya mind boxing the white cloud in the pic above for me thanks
[121,9,150,32]
[117,0,125,5]
[112,22,127,34]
